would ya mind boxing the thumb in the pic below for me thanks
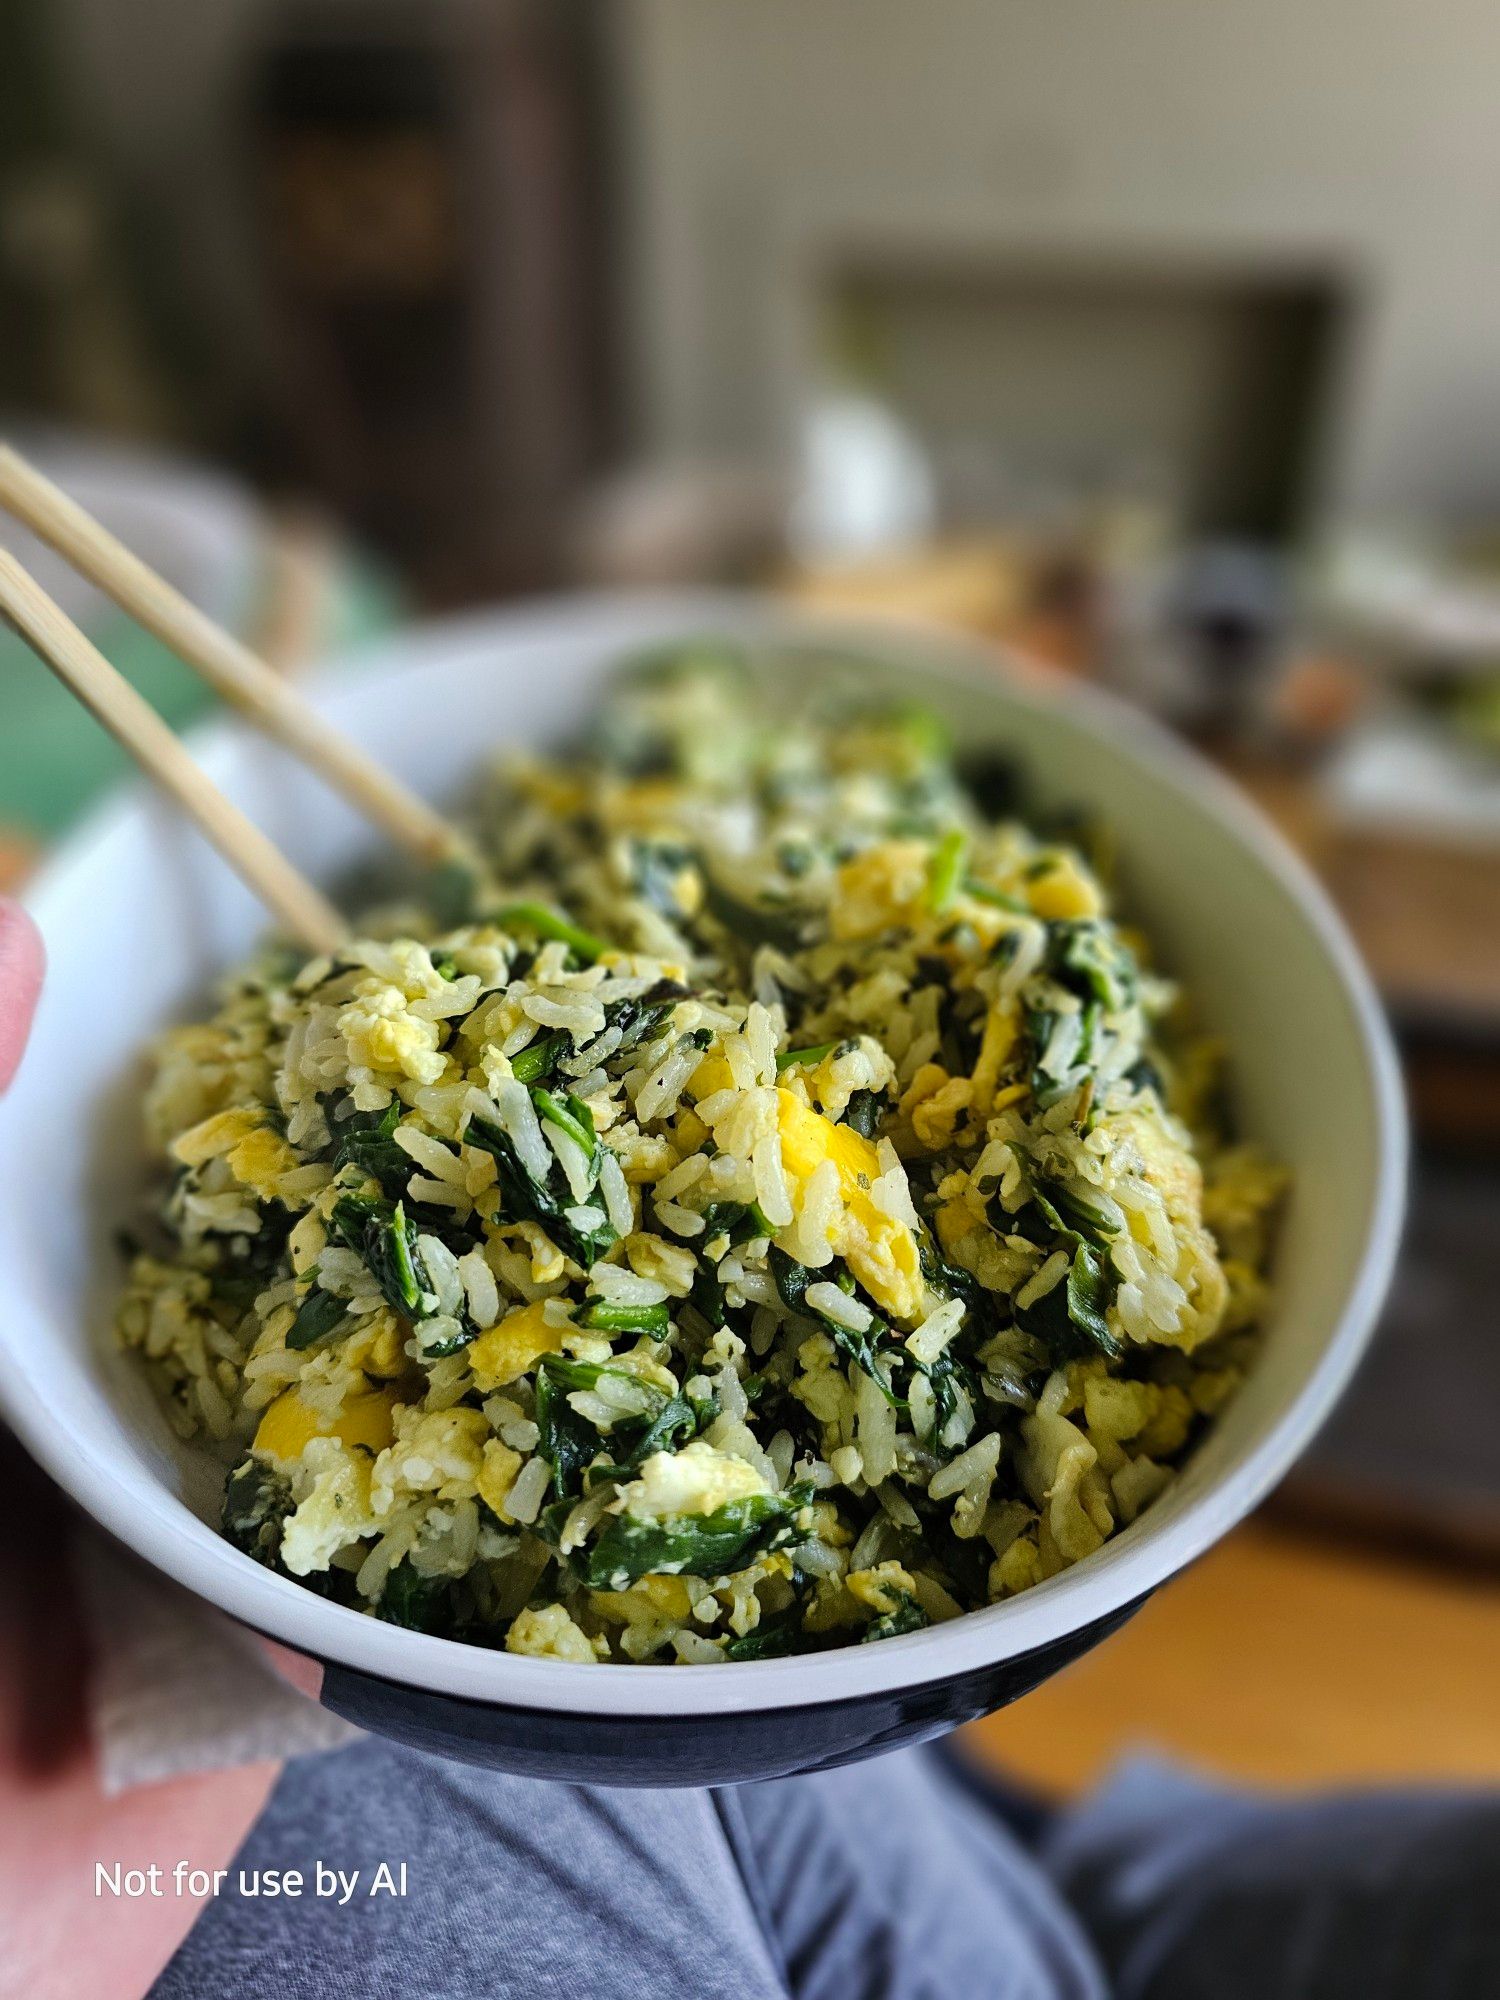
[0,900,45,1092]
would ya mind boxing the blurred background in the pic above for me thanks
[3,0,1499,1796]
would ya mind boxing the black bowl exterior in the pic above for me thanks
[314,1599,1145,1786]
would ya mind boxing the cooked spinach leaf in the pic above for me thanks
[863,1592,929,1643]
[1019,1238,1121,1361]
[571,1485,812,1588]
[917,1346,979,1451]
[376,1562,452,1633]
[723,1606,823,1660]
[286,1283,346,1351]
[689,1200,772,1327]
[699,1201,771,1245]
[534,1356,711,1501]
[329,1193,435,1320]
[531,1086,596,1159]
[957,747,1026,821]
[1047,919,1138,1013]
[579,1298,671,1337]
[534,1357,605,1498]
[963,876,1028,917]
[511,1030,569,1085]
[591,980,689,1070]
[465,1112,616,1267]
[630,838,699,919]
[700,873,809,952]
[493,900,607,964]
[926,828,969,913]
[776,1040,837,1072]
[842,1088,888,1140]
[426,857,481,928]
[769,1246,812,1315]
[329,1098,409,1197]
[771,1251,905,1409]
[221,1457,294,1568]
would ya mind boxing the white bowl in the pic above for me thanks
[0,595,1405,1783]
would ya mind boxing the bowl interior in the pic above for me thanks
[0,595,1403,1713]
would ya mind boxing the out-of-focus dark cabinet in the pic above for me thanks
[250,0,615,600]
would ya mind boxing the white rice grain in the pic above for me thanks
[416,1235,463,1314]
[395,1126,466,1184]
[495,1077,552,1184]
[929,1430,1001,1502]
[1015,1249,1070,1311]
[805,1282,872,1332]
[905,1298,964,1367]
[458,1247,500,1328]
[598,1149,634,1237]
[504,1456,552,1526]
[588,1261,669,1306]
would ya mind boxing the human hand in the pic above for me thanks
[0,899,44,1091]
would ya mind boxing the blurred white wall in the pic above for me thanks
[614,0,1500,525]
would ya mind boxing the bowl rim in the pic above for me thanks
[3,591,1406,1719]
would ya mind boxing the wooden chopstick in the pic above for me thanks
[0,547,348,956]
[0,444,459,866]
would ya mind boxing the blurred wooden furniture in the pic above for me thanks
[1327,830,1500,1023]
[249,0,613,601]
[967,1516,1500,1795]
[1223,756,1500,1143]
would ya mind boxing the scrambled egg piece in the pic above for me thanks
[371,1406,489,1512]
[847,1560,917,1615]
[467,1301,564,1391]
[1027,853,1102,921]
[340,1310,408,1381]
[505,1603,600,1663]
[226,1126,301,1199]
[171,1105,260,1168]
[279,1438,378,1576]
[688,1051,736,1101]
[1114,1106,1229,1349]
[339,985,447,1086]
[253,1382,400,1464]
[619,1441,767,1521]
[968,1004,1020,1115]
[171,1107,300,1199]
[591,1574,696,1625]
[898,1063,973,1150]
[830,840,930,940]
[776,1090,924,1322]
[933,1187,985,1257]
[476,1438,523,1520]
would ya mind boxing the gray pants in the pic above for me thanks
[153,1737,1500,1999]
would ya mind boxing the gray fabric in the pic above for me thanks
[1044,1758,1500,2000]
[722,1752,1105,2000]
[152,1737,1500,2000]
[151,1738,786,2000]
[151,1738,1104,2000]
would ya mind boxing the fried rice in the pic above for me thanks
[115,645,1283,1663]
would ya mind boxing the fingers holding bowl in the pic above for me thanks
[0,899,45,1091]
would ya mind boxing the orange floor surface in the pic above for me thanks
[965,1517,1500,1796]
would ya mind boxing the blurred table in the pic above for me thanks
[967,1515,1500,1795]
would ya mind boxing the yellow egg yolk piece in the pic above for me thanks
[1026,852,1102,921]
[829,841,930,941]
[466,1300,565,1391]
[775,1089,924,1324]
[253,1383,400,1464]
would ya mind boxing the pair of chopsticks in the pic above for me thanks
[0,446,462,957]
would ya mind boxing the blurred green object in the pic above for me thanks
[0,560,402,837]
